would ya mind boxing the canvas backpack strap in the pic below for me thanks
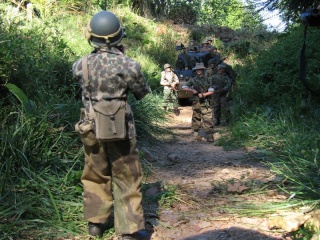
[82,56,97,120]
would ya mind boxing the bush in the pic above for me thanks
[234,25,320,119]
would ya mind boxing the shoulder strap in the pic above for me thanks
[82,56,96,119]
[82,56,90,90]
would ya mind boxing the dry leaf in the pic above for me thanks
[227,182,248,193]
[268,212,311,232]
[305,209,320,231]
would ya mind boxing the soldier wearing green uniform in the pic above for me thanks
[209,46,222,64]
[72,10,150,240]
[160,63,180,115]
[181,62,215,142]
[204,58,218,78]
[211,64,232,126]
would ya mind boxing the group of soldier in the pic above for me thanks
[161,40,237,143]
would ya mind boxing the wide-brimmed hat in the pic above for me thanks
[192,62,206,70]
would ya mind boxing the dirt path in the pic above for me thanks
[141,106,292,240]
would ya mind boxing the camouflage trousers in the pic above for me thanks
[211,92,230,121]
[191,100,214,134]
[81,137,145,234]
[163,88,178,109]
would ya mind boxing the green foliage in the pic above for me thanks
[0,103,85,238]
[165,1,198,24]
[225,40,252,58]
[119,7,178,71]
[158,183,177,209]
[225,24,320,224]
[253,0,318,26]
[291,225,315,240]
[234,25,320,117]
[267,148,320,199]
[129,93,169,139]
[199,0,265,30]
[0,11,76,104]
[3,83,36,112]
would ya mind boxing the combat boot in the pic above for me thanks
[207,134,214,142]
[193,131,202,141]
[88,222,106,237]
[118,230,149,240]
[88,218,114,237]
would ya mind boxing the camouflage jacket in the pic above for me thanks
[184,75,213,101]
[160,70,179,90]
[204,67,218,78]
[73,47,151,110]
[211,73,232,92]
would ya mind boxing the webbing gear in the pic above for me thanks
[82,57,96,120]
[300,25,320,95]
[81,56,127,141]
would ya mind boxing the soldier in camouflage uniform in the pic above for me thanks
[219,61,237,85]
[200,42,211,52]
[209,46,222,64]
[72,11,150,240]
[204,58,218,78]
[160,63,180,115]
[207,39,214,50]
[181,62,215,142]
[211,64,232,126]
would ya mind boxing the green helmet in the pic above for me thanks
[217,64,227,69]
[85,11,125,47]
[208,59,216,65]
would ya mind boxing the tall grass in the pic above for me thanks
[0,101,85,239]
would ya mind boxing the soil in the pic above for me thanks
[140,106,293,240]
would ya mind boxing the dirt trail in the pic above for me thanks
[142,106,291,240]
